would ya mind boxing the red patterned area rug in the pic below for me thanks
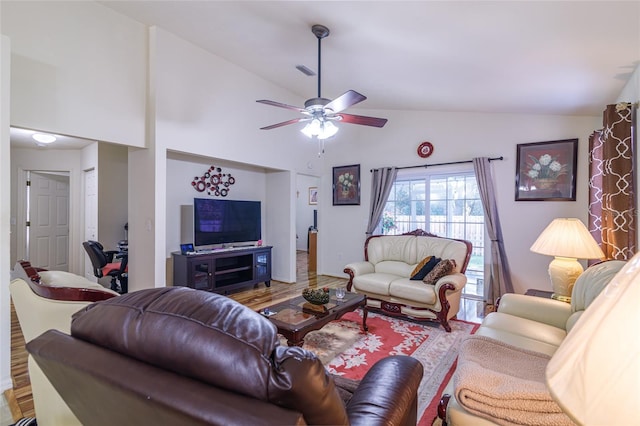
[296,310,479,425]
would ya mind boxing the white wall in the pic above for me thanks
[97,143,129,250]
[165,153,269,256]
[1,34,13,392]
[319,109,602,295]
[147,27,325,287]
[1,1,147,147]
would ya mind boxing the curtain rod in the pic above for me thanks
[370,156,504,172]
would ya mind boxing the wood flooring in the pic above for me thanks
[7,251,482,421]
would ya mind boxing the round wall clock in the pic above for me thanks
[417,141,434,158]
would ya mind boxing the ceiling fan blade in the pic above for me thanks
[256,99,307,114]
[260,118,307,130]
[324,90,366,113]
[339,113,388,128]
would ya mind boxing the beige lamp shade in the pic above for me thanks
[546,251,640,424]
[530,218,604,302]
[530,218,605,260]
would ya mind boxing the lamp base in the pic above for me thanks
[548,256,584,303]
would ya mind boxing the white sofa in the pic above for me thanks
[10,261,118,426]
[344,230,472,332]
[438,259,626,425]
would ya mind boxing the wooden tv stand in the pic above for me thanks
[172,246,272,294]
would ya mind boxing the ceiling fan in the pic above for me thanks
[257,24,388,142]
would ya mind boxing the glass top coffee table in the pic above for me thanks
[262,290,367,347]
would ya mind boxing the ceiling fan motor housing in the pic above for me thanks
[304,97,331,112]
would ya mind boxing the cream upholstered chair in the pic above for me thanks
[10,261,118,426]
[439,259,630,425]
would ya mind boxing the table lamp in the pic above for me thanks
[530,218,604,302]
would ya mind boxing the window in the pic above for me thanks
[380,168,484,299]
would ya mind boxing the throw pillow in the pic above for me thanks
[410,256,440,280]
[422,259,456,285]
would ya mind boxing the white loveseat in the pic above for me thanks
[438,259,627,425]
[344,230,472,332]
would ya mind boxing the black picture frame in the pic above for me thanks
[515,138,578,201]
[333,164,361,205]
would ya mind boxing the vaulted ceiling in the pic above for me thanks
[101,1,640,116]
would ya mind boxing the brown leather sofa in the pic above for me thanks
[27,287,424,426]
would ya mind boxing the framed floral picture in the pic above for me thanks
[515,139,578,201]
[333,164,361,205]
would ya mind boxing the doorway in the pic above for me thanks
[296,173,320,279]
[24,171,70,271]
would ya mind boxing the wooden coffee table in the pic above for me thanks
[262,291,367,346]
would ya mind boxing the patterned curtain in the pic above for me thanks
[588,103,636,260]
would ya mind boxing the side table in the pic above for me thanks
[524,289,554,299]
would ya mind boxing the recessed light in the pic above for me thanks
[32,133,57,144]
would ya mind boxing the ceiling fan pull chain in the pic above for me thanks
[317,137,325,157]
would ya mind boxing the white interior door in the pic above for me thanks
[28,171,70,271]
[84,168,98,280]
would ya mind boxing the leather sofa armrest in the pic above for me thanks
[344,262,375,291]
[344,261,374,276]
[434,272,467,292]
[347,355,423,426]
[498,293,571,330]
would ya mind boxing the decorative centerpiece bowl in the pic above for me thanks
[302,287,330,305]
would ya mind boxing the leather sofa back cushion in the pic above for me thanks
[367,235,468,272]
[70,287,348,424]
[566,260,626,332]
[368,236,418,264]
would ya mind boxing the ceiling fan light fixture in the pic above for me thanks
[318,120,338,139]
[301,118,338,140]
[301,118,322,138]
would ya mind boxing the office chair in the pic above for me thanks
[82,240,128,294]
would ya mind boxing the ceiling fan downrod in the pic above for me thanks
[311,24,330,99]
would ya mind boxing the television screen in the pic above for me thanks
[193,198,261,247]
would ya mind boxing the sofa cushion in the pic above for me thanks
[71,287,348,425]
[389,278,437,304]
[353,273,399,295]
[480,312,567,351]
[410,256,440,280]
[423,259,456,285]
[375,260,415,277]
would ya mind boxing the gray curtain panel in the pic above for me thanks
[366,167,397,235]
[473,157,514,308]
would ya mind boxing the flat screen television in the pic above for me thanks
[193,198,261,248]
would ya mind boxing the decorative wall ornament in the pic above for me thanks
[191,165,236,197]
[417,141,434,158]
